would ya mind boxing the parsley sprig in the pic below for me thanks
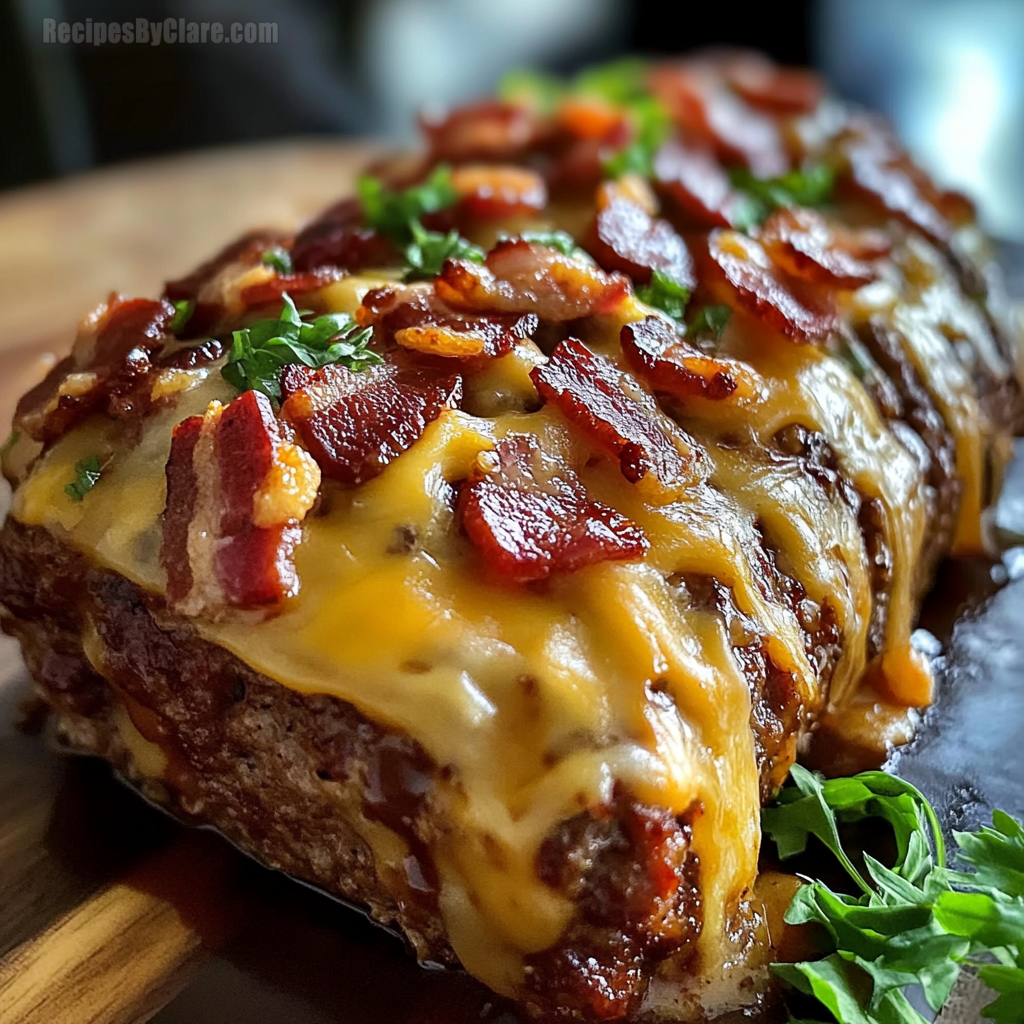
[221,293,380,402]
[636,269,691,321]
[765,765,1024,1023]
[687,305,731,341]
[357,165,484,279]
[64,455,103,502]
[260,246,293,275]
[730,163,836,230]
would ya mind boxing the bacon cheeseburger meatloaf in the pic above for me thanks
[1,52,1021,1022]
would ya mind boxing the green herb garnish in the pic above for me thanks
[357,165,484,280]
[168,299,194,336]
[64,455,103,502]
[635,269,691,321]
[404,220,485,280]
[357,165,458,243]
[497,68,564,113]
[221,293,381,401]
[765,764,1024,1023]
[602,95,671,180]
[730,163,836,229]
[573,57,650,105]
[260,247,293,275]
[686,305,731,341]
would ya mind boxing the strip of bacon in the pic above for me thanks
[290,197,400,274]
[723,53,824,115]
[653,139,749,230]
[836,123,972,248]
[435,239,630,322]
[164,231,286,335]
[420,100,548,163]
[280,357,462,486]
[588,195,695,289]
[621,316,763,402]
[696,229,838,343]
[240,268,344,308]
[648,59,789,177]
[15,295,176,445]
[357,284,538,360]
[450,164,548,220]
[530,338,706,498]
[162,390,320,614]
[759,207,889,289]
[459,434,648,582]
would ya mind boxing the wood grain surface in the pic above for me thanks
[0,142,1019,1024]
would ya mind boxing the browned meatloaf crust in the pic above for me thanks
[0,519,712,1018]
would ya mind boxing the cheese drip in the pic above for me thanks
[11,225,1012,999]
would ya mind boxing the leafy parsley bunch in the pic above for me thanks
[765,765,1024,1023]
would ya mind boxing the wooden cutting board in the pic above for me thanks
[0,142,1020,1024]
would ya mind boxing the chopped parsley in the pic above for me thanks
[168,299,194,336]
[602,96,671,181]
[64,455,103,502]
[357,165,483,280]
[260,247,293,275]
[497,68,563,113]
[765,764,1024,1023]
[635,269,691,321]
[686,305,731,341]
[357,165,458,243]
[221,293,381,402]
[404,220,485,280]
[572,57,651,105]
[730,163,836,229]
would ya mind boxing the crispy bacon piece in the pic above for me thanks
[15,296,175,445]
[459,434,648,582]
[621,316,763,402]
[759,207,889,289]
[164,231,286,335]
[420,100,547,163]
[435,239,630,322]
[697,229,838,343]
[545,118,634,194]
[450,164,547,220]
[588,195,695,289]
[290,197,400,274]
[357,284,537,359]
[280,357,462,486]
[723,54,824,115]
[648,59,789,177]
[162,390,320,613]
[531,339,705,497]
[653,139,748,229]
[836,123,973,248]
[240,268,344,308]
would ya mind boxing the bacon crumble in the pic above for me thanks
[280,357,463,486]
[162,389,320,613]
[459,434,648,582]
[621,316,763,402]
[435,239,630,322]
[697,229,838,343]
[357,285,538,360]
[530,338,706,498]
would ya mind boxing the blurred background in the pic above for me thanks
[2,0,1024,242]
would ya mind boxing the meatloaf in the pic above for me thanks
[1,50,1020,1022]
